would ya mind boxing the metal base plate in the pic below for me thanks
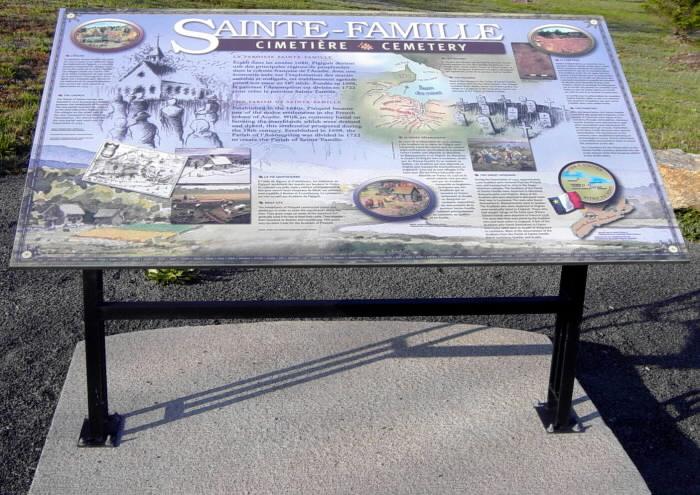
[78,413,124,447]
[534,401,584,433]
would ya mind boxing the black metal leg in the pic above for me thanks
[78,270,122,447]
[538,264,588,432]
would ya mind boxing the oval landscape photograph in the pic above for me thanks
[559,161,617,204]
[354,178,436,221]
[528,24,595,56]
[71,18,143,52]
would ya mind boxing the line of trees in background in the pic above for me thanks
[644,0,700,37]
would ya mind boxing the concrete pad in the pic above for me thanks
[30,321,649,494]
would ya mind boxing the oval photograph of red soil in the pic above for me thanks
[354,178,436,221]
[528,24,595,56]
[71,18,143,52]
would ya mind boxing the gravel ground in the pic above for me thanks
[1,174,698,495]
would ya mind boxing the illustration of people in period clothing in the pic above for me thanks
[185,119,223,148]
[108,117,129,142]
[105,94,128,121]
[196,95,220,126]
[159,98,185,144]
[127,89,149,118]
[127,111,160,148]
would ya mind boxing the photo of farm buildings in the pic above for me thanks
[28,166,170,228]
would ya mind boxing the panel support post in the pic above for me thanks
[78,270,122,447]
[540,264,588,432]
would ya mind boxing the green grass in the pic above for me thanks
[675,208,700,242]
[145,267,200,285]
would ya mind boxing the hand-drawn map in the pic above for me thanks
[83,142,188,198]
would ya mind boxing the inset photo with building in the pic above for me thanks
[468,138,537,172]
[176,148,251,185]
[354,178,436,221]
[71,18,143,52]
[170,185,251,224]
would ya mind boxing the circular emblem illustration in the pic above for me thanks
[528,24,595,56]
[354,178,436,221]
[71,18,143,52]
[559,161,617,204]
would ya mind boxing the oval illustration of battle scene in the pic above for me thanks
[354,178,436,221]
[559,161,618,204]
[71,18,144,52]
[528,24,595,56]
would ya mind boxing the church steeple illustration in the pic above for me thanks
[118,33,205,100]
[145,35,165,63]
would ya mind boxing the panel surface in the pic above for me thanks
[11,10,687,267]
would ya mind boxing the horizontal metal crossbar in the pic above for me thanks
[98,296,563,321]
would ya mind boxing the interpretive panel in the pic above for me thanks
[11,10,687,267]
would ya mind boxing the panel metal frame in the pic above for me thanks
[78,265,588,446]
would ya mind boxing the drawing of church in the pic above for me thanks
[117,37,206,100]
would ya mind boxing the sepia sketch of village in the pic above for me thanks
[13,16,684,266]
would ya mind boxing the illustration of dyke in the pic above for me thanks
[468,138,536,172]
[346,57,566,142]
[101,37,230,150]
[170,185,252,224]
[547,161,635,238]
[82,141,188,198]
[176,148,252,185]
[354,178,436,221]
